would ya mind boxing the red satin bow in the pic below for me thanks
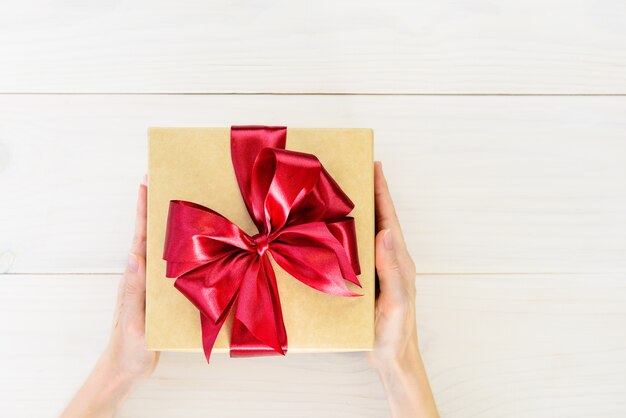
[163,126,362,363]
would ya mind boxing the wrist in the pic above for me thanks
[375,339,421,382]
[89,351,138,416]
[99,347,143,392]
[61,350,137,418]
[373,340,439,418]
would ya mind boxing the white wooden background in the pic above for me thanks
[1,1,625,417]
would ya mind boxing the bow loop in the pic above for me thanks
[250,147,321,234]
[163,200,254,278]
[271,222,362,297]
[231,126,286,231]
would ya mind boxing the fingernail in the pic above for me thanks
[128,253,139,273]
[141,174,148,186]
[383,229,394,250]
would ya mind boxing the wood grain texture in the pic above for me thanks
[1,273,624,417]
[0,274,388,418]
[1,0,626,94]
[416,273,626,417]
[2,1,625,416]
[1,95,625,274]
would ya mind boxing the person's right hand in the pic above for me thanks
[369,162,439,418]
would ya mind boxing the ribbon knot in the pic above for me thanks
[163,126,362,363]
[251,233,270,257]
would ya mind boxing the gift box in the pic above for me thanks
[146,126,374,360]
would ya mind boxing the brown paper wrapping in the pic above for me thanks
[146,128,374,353]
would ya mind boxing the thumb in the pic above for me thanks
[375,229,404,300]
[123,253,147,314]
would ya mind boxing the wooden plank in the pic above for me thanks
[414,273,626,418]
[1,95,625,274]
[1,274,624,417]
[1,0,626,93]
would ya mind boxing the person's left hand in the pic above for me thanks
[62,178,159,418]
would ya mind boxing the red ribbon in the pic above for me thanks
[163,126,362,363]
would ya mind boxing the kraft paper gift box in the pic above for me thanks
[146,127,374,354]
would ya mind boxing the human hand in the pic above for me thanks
[62,178,159,418]
[369,162,438,418]
[104,177,159,383]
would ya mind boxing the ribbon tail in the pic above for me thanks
[231,255,287,357]
[173,253,253,363]
[199,292,237,363]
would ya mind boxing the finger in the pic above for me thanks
[374,161,407,251]
[131,176,148,258]
[375,229,406,301]
[122,252,147,315]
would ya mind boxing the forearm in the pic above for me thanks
[377,341,439,418]
[61,351,136,418]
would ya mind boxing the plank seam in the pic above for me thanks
[2,92,626,97]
